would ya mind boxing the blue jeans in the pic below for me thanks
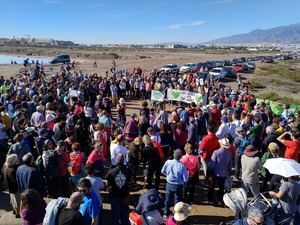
[164,183,184,215]
[109,195,130,225]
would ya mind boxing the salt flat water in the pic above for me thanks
[0,55,50,64]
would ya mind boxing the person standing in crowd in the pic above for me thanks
[174,121,188,151]
[142,135,164,190]
[233,127,250,180]
[208,138,232,205]
[123,112,139,142]
[55,140,71,197]
[69,142,85,187]
[20,189,47,225]
[110,134,128,167]
[161,149,188,218]
[241,145,262,197]
[261,142,281,191]
[277,129,300,161]
[269,176,300,224]
[42,139,59,198]
[16,153,43,194]
[180,143,199,203]
[87,142,106,177]
[58,192,86,225]
[78,178,100,225]
[199,123,220,180]
[216,115,230,139]
[3,154,20,218]
[127,137,142,183]
[105,154,132,225]
[8,133,31,163]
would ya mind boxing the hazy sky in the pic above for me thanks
[1,0,300,44]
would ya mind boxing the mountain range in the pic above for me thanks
[207,23,300,45]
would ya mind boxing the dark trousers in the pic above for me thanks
[184,173,198,202]
[164,183,184,215]
[234,154,242,179]
[109,195,130,225]
[45,175,59,198]
[208,176,226,203]
[147,165,161,189]
[58,175,70,197]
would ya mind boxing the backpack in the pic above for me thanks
[42,150,59,177]
[42,197,69,225]
[237,137,250,156]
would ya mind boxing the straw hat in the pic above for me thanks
[174,202,191,221]
[219,138,230,148]
[243,145,258,157]
[119,98,125,104]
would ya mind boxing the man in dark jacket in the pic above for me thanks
[16,153,43,194]
[105,154,132,225]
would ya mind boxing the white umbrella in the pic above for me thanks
[263,158,300,178]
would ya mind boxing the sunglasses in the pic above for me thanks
[78,189,88,193]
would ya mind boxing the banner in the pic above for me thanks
[256,98,300,116]
[151,90,164,102]
[167,89,203,104]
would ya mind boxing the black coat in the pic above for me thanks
[3,165,19,193]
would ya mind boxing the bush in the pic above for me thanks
[260,64,300,82]
[251,79,266,89]
[257,92,300,105]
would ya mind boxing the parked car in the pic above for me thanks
[208,67,226,80]
[180,63,197,73]
[49,54,71,64]
[261,56,274,63]
[160,64,179,73]
[214,61,225,67]
[222,66,237,79]
[246,62,256,71]
[233,63,248,72]
[224,60,233,66]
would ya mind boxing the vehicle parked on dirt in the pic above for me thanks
[179,63,197,73]
[208,67,226,80]
[49,54,71,64]
[261,56,274,63]
[233,63,248,72]
[222,66,237,79]
[160,64,179,73]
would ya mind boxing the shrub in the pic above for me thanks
[251,79,266,89]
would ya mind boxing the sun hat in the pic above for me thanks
[174,202,191,221]
[243,145,258,157]
[25,127,36,133]
[219,138,230,148]
[119,98,125,104]
[36,105,45,112]
[268,142,279,153]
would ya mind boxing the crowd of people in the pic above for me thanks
[0,59,300,225]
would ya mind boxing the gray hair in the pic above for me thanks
[5,154,19,167]
[248,207,264,221]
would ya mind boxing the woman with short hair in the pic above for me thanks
[3,154,20,218]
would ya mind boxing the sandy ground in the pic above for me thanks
[0,47,299,224]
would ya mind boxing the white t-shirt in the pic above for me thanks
[110,144,128,166]
[86,176,104,205]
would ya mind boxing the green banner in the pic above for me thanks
[257,98,300,116]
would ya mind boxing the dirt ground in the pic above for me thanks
[0,46,299,224]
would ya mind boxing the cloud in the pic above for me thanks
[210,0,237,4]
[168,20,206,30]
